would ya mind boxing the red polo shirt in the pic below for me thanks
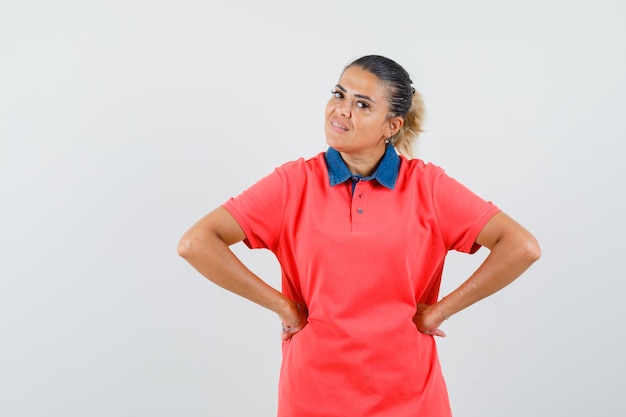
[223,146,500,417]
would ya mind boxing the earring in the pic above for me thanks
[385,137,390,144]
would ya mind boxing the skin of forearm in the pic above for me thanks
[435,233,540,322]
[178,233,289,316]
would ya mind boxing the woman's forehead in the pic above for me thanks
[338,66,388,100]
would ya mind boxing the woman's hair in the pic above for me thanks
[345,55,425,158]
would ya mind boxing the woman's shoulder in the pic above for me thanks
[275,151,328,176]
[399,156,447,180]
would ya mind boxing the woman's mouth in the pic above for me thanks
[331,121,348,131]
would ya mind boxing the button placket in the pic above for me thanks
[351,181,368,232]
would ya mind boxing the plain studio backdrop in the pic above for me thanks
[1,1,624,416]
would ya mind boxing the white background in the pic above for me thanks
[1,1,625,416]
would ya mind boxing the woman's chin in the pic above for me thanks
[324,135,344,151]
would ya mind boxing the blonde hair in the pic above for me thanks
[388,90,425,159]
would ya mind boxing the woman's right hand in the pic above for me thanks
[279,300,307,341]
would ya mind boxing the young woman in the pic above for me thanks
[178,55,540,417]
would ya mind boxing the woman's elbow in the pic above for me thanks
[523,233,542,264]
[177,232,197,260]
[177,208,242,261]
[176,235,191,258]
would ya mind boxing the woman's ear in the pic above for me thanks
[387,116,404,137]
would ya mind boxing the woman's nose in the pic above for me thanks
[338,101,351,117]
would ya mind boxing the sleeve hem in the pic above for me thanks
[221,201,257,249]
[464,206,502,254]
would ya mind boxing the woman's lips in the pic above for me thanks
[330,120,348,131]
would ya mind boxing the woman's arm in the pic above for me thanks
[414,211,541,334]
[177,207,304,336]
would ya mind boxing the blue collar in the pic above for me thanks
[324,144,400,190]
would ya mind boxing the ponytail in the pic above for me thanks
[391,90,425,159]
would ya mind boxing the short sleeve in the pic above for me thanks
[222,168,287,251]
[433,172,500,253]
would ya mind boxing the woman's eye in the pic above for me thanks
[331,90,343,99]
[356,101,369,109]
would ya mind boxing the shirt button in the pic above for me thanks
[357,208,364,214]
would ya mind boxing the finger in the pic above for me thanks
[281,329,300,341]
[281,324,301,340]
[431,329,446,337]
[281,323,298,333]
[420,328,446,338]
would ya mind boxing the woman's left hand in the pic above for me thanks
[413,303,446,337]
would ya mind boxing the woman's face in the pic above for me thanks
[324,66,401,159]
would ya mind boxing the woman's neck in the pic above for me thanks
[340,146,386,177]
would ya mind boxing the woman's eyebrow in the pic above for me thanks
[335,84,376,104]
